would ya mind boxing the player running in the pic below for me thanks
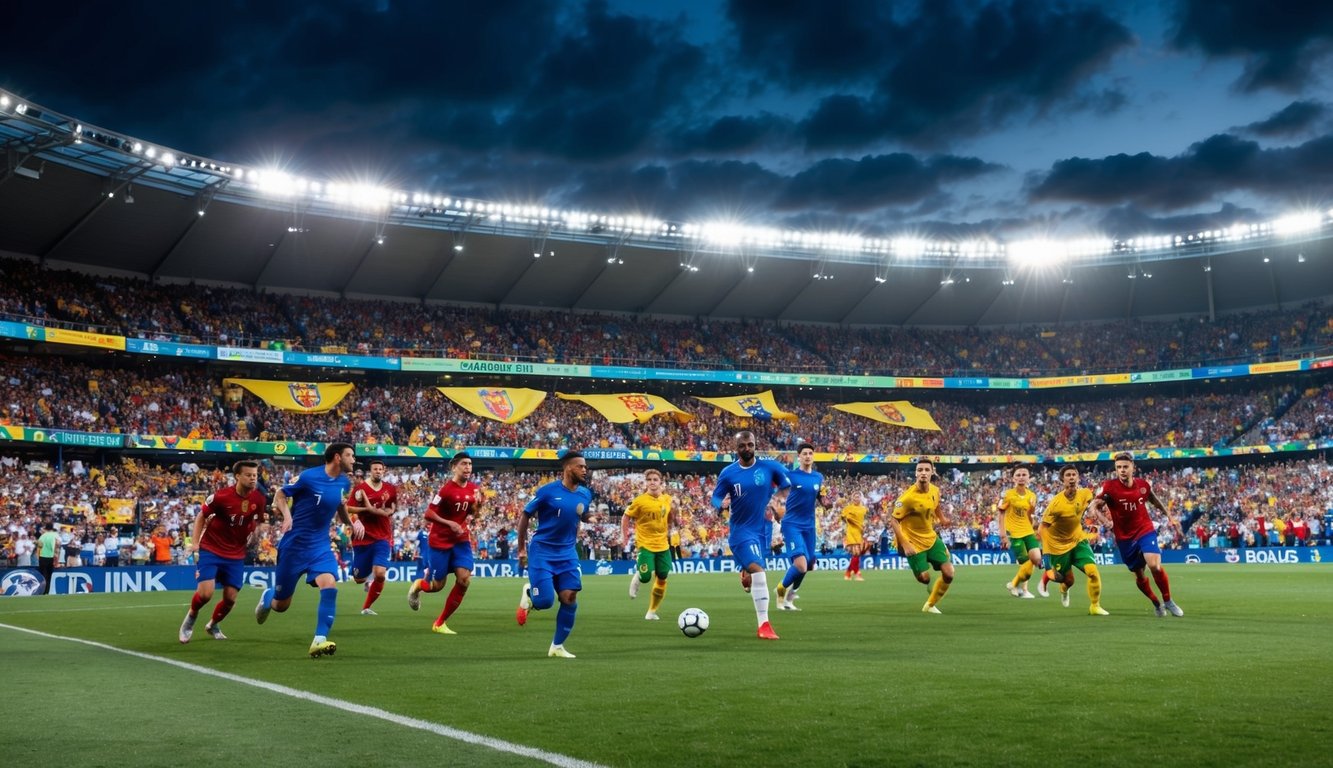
[1092,453,1184,617]
[347,459,397,615]
[1036,465,1109,615]
[255,443,363,658]
[179,460,268,643]
[841,494,868,581]
[516,451,595,658]
[621,468,676,621]
[999,464,1041,599]
[889,458,955,614]
[408,453,482,634]
[775,443,822,610]
[710,431,791,640]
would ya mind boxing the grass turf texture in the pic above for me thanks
[2,564,1330,767]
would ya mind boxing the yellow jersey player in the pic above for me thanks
[840,494,868,581]
[620,469,676,621]
[1035,465,1108,615]
[999,464,1041,599]
[889,458,955,614]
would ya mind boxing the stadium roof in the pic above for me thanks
[3,90,1332,326]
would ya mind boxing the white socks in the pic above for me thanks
[750,570,769,625]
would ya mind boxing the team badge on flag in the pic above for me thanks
[693,391,797,422]
[288,383,322,410]
[556,392,693,424]
[831,400,941,431]
[437,387,545,424]
[224,379,354,413]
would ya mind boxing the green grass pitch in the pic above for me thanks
[2,564,1330,767]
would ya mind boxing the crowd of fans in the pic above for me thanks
[6,354,1333,456]
[3,454,1329,571]
[2,257,1330,377]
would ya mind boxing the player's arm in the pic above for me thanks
[271,488,292,534]
[889,515,915,556]
[515,510,531,568]
[189,499,212,554]
[1145,486,1181,532]
[423,502,460,538]
[1087,496,1112,530]
[619,502,634,549]
[337,501,365,540]
[935,501,952,529]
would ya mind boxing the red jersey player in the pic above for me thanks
[1092,452,1184,617]
[347,459,398,615]
[180,460,268,643]
[407,453,483,634]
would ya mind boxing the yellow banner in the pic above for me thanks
[1249,361,1301,375]
[102,498,136,524]
[224,378,354,413]
[45,328,126,351]
[437,387,546,424]
[556,392,693,424]
[1029,373,1131,388]
[831,401,941,431]
[693,391,797,421]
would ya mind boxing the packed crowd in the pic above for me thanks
[3,454,1329,570]
[6,354,1333,455]
[2,257,1330,377]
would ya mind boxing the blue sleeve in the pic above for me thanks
[523,485,545,516]
[771,462,791,490]
[281,470,305,499]
[710,468,730,509]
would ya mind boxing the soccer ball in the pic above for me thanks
[677,607,709,638]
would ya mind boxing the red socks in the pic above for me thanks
[438,584,467,625]
[363,578,385,610]
[189,591,209,617]
[210,598,234,624]
[1135,573,1159,605]
[1151,568,1172,601]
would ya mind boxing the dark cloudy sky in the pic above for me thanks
[4,0,1332,239]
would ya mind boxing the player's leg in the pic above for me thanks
[410,547,450,610]
[734,537,776,638]
[1076,546,1107,615]
[1140,535,1180,615]
[788,529,817,603]
[646,549,671,619]
[205,582,241,638]
[1119,536,1161,611]
[631,548,653,599]
[181,568,218,643]
[434,545,474,633]
[362,553,388,614]
[548,565,582,657]
[261,541,305,620]
[925,542,954,611]
[307,566,340,657]
[1006,535,1029,596]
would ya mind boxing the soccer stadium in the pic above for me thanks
[3,5,1333,766]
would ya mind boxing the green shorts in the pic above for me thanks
[636,548,672,581]
[1048,541,1096,576]
[1009,534,1041,561]
[905,538,950,574]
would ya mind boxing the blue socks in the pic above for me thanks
[553,601,577,645]
[315,587,337,638]
[782,566,807,590]
[260,588,274,610]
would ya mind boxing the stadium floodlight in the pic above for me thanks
[892,238,927,258]
[0,95,9,108]
[1008,239,1062,268]
[1298,253,1306,263]
[1272,212,1322,236]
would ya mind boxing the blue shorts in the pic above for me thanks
[1116,531,1162,571]
[781,526,817,565]
[274,540,340,601]
[427,542,475,581]
[730,533,768,572]
[350,539,392,580]
[527,555,581,610]
[195,550,245,590]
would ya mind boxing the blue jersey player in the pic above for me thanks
[255,442,363,658]
[711,431,790,640]
[515,451,595,658]
[776,443,824,611]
